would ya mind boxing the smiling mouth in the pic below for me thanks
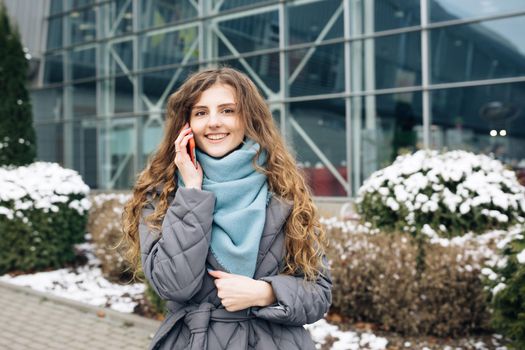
[205,133,229,140]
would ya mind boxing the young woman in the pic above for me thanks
[122,66,332,350]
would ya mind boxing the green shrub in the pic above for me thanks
[355,150,525,238]
[0,162,90,274]
[483,227,525,348]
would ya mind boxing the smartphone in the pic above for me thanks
[188,136,197,168]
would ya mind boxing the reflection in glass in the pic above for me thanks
[350,31,421,92]
[430,16,525,84]
[70,7,96,44]
[217,10,279,57]
[141,0,198,29]
[290,99,347,196]
[372,0,420,32]
[142,28,198,69]
[44,53,64,84]
[289,43,344,97]
[353,92,423,188]
[431,83,525,172]
[70,47,96,80]
[430,0,525,23]
[287,0,343,45]
[72,81,96,118]
[107,0,133,35]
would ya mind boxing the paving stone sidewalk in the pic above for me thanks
[0,281,160,350]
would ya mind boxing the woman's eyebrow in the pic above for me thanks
[192,103,236,109]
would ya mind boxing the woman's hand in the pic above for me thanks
[174,122,203,189]
[208,270,276,312]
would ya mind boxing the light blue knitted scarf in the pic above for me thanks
[176,138,269,278]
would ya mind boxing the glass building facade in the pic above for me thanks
[32,0,525,196]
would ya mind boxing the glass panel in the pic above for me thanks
[70,47,96,80]
[288,43,344,97]
[290,99,348,196]
[140,66,196,110]
[430,83,525,174]
[69,7,96,44]
[270,107,280,129]
[213,0,275,12]
[372,0,421,32]
[69,0,96,9]
[142,115,163,166]
[220,53,280,98]
[217,10,279,57]
[47,17,63,50]
[108,0,133,35]
[142,27,199,69]
[44,52,64,84]
[109,118,136,189]
[141,0,198,30]
[108,40,133,75]
[430,16,525,84]
[430,0,525,23]
[352,92,423,190]
[50,0,64,15]
[350,31,421,92]
[31,88,64,122]
[35,122,64,164]
[70,120,98,189]
[288,0,343,46]
[72,81,96,118]
[114,76,135,114]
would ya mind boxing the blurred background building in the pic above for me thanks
[4,0,525,197]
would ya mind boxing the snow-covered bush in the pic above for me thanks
[482,227,525,348]
[324,217,493,337]
[356,150,525,238]
[0,162,91,274]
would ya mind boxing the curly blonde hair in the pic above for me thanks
[121,66,327,282]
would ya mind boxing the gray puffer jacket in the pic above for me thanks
[139,187,332,350]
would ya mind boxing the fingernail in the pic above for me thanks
[207,268,214,273]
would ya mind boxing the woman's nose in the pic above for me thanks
[208,111,222,127]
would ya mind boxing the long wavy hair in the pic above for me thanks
[121,66,327,282]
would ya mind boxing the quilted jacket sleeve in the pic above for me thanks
[250,255,332,326]
[139,187,215,303]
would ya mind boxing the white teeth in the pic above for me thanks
[206,134,228,140]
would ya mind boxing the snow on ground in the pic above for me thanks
[0,265,145,313]
[306,319,388,350]
[0,240,145,313]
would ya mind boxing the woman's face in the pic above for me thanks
[189,83,245,158]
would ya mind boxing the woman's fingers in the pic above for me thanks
[175,123,191,149]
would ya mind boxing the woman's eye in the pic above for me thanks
[223,109,235,114]
[195,111,206,116]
